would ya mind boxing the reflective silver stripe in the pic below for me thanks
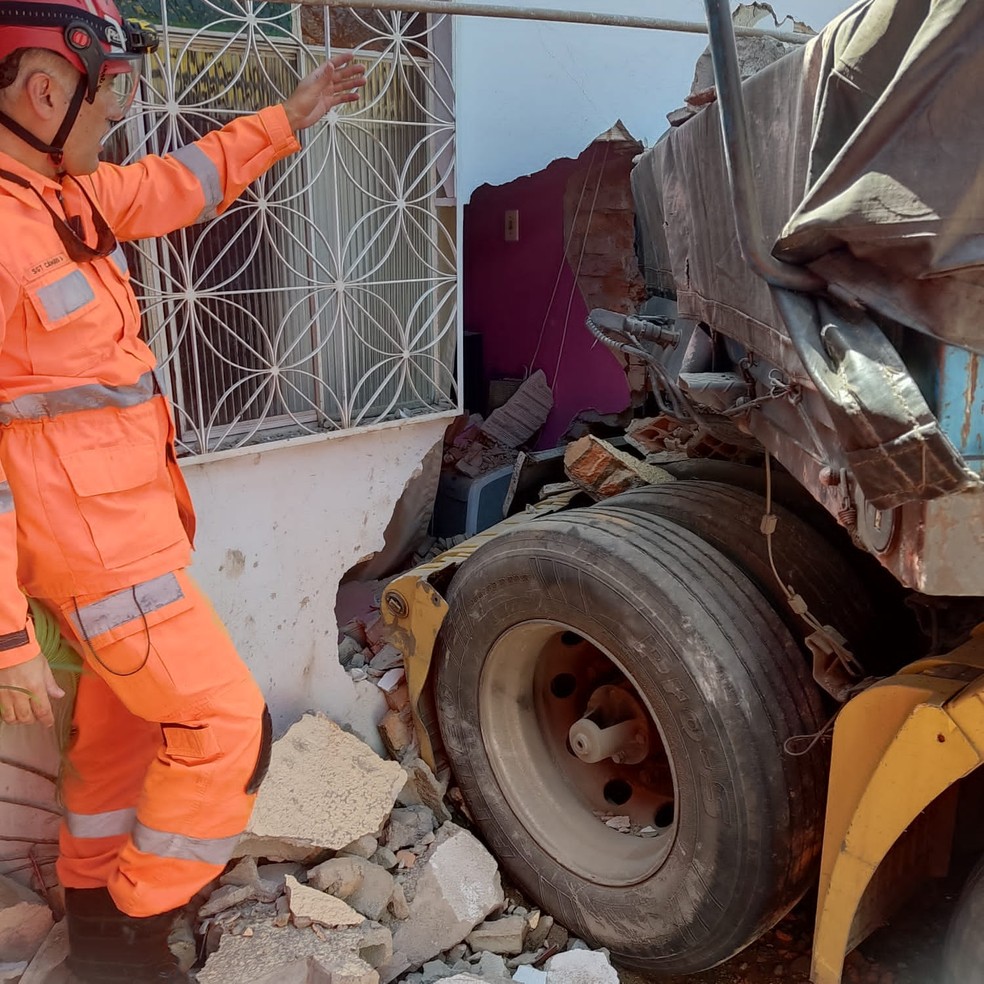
[170,144,222,217]
[109,242,129,275]
[65,807,136,839]
[132,822,241,866]
[35,268,95,321]
[69,572,184,638]
[0,371,156,424]
[0,481,13,514]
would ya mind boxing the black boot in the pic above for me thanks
[65,887,192,984]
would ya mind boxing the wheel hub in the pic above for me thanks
[478,621,678,885]
[569,684,650,765]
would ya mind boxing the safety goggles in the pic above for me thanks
[100,58,142,114]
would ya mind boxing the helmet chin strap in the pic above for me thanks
[0,74,87,170]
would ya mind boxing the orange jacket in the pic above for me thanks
[0,105,300,668]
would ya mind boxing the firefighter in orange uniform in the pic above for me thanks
[0,0,364,978]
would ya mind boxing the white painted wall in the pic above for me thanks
[181,417,450,743]
[455,0,857,199]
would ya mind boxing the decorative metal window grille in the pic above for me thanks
[111,0,458,456]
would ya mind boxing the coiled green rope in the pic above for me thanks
[0,601,82,757]
[28,599,81,676]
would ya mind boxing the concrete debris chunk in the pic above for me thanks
[372,645,405,672]
[257,862,307,886]
[237,714,407,861]
[666,105,696,126]
[308,857,396,922]
[445,943,468,964]
[544,923,568,953]
[396,758,452,823]
[286,876,365,928]
[198,920,391,984]
[466,916,527,956]
[604,815,631,833]
[544,949,619,984]
[506,953,538,969]
[386,806,437,852]
[338,635,365,667]
[340,834,380,860]
[308,857,364,898]
[0,873,53,963]
[199,883,276,918]
[395,851,417,870]
[377,668,407,693]
[221,856,263,888]
[472,950,511,979]
[524,914,553,952]
[418,958,453,983]
[512,968,547,984]
[380,822,504,982]
[564,435,675,500]
[254,956,335,984]
[18,920,68,984]
[388,882,411,921]
[371,846,399,870]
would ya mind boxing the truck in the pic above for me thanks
[378,1,984,981]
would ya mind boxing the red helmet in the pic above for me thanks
[0,0,157,165]
[0,0,157,106]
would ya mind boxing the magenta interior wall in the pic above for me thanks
[463,158,629,449]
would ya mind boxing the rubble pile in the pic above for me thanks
[443,371,554,481]
[0,712,622,984]
[194,714,625,984]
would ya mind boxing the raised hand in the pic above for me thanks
[283,54,367,132]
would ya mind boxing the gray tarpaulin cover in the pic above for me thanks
[633,0,984,355]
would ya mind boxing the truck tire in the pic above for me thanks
[944,853,984,984]
[655,462,921,668]
[660,459,823,520]
[599,481,892,676]
[434,507,827,975]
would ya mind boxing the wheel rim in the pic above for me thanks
[479,620,678,886]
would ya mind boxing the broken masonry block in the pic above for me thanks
[236,714,407,862]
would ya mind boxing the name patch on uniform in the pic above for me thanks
[28,253,69,279]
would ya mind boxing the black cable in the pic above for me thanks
[72,587,152,677]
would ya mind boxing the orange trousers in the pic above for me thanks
[45,570,268,918]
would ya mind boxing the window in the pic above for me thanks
[111,0,457,455]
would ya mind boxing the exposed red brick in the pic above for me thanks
[565,436,651,499]
[563,131,647,318]
[378,707,416,761]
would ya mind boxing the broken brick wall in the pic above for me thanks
[463,144,636,448]
[563,127,647,317]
